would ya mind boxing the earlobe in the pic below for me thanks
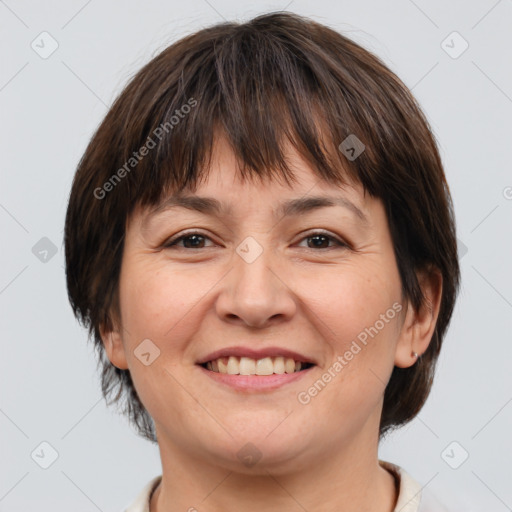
[99,321,129,370]
[394,266,443,368]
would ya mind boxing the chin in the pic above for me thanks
[215,427,315,474]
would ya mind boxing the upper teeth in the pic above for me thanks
[206,356,303,375]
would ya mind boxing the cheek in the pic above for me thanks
[295,259,401,410]
[116,261,212,415]
[296,258,401,349]
[118,259,216,363]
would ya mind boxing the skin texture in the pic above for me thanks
[101,134,442,512]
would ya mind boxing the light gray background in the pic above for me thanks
[1,1,511,511]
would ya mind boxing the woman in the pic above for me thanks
[64,12,460,511]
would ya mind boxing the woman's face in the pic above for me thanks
[105,135,415,473]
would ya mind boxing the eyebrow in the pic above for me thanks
[144,194,369,226]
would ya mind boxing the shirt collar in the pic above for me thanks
[380,460,423,512]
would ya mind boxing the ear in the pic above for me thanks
[99,315,129,370]
[394,266,443,368]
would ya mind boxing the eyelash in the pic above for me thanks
[163,230,348,250]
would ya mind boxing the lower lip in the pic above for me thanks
[197,365,314,392]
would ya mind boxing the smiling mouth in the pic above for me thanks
[200,356,315,375]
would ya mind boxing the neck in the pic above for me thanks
[150,426,397,512]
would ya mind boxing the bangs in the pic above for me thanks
[105,16,396,216]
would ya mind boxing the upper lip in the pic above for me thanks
[196,346,317,366]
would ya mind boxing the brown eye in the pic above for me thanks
[307,235,331,249]
[164,233,213,249]
[163,231,347,251]
[298,232,347,250]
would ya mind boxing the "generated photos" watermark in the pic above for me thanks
[297,302,403,405]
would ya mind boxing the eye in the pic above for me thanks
[163,230,348,250]
[163,232,215,249]
[296,231,348,250]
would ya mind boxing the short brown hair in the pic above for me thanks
[64,11,460,442]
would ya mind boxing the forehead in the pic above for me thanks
[137,134,370,226]
[179,136,365,203]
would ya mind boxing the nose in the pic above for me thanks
[215,241,297,329]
